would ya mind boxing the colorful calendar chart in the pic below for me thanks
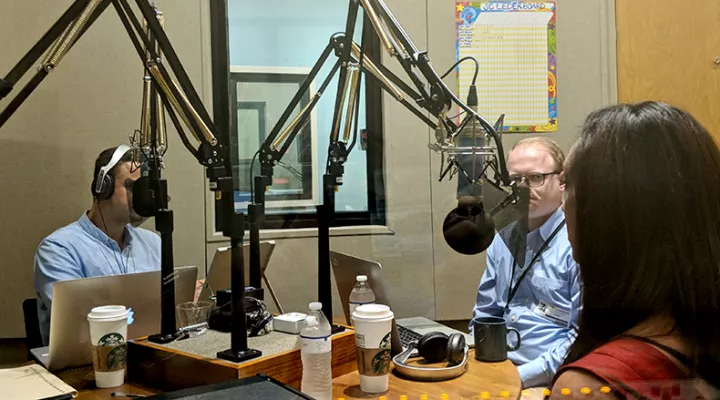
[456,1,557,132]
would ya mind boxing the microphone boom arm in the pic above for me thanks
[250,0,512,323]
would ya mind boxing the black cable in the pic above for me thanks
[447,110,467,120]
[440,56,479,85]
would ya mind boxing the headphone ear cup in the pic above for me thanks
[95,174,115,201]
[446,333,466,366]
[418,332,449,363]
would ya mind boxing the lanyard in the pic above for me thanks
[504,219,566,312]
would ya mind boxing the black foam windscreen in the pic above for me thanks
[442,204,496,255]
[131,176,156,218]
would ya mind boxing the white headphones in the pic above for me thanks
[92,145,132,200]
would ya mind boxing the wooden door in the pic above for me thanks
[616,0,720,142]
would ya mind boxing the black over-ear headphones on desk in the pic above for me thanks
[392,331,469,381]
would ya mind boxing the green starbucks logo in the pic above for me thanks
[371,349,391,374]
[98,332,125,347]
[98,332,126,370]
[379,332,392,349]
[107,344,127,370]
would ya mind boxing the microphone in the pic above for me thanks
[132,11,168,219]
[442,85,496,255]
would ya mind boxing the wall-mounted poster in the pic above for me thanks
[456,1,557,132]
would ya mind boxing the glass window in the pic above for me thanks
[223,0,385,229]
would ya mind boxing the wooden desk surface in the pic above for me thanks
[65,350,520,400]
[333,350,521,400]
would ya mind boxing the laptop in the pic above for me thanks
[198,241,276,302]
[33,266,198,371]
[330,250,474,355]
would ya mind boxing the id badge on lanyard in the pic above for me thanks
[503,220,566,313]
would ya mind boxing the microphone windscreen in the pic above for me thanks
[442,204,495,255]
[131,176,156,218]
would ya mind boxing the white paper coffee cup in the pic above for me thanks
[351,304,393,393]
[87,305,129,388]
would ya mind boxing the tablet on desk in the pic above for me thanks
[145,374,312,400]
[198,241,275,301]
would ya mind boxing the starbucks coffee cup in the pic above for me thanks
[87,305,129,388]
[351,304,394,393]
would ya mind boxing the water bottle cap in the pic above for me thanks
[356,275,368,282]
[309,302,323,311]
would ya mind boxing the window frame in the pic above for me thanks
[210,2,386,231]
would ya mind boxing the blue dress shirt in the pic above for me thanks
[470,206,581,388]
[34,212,161,345]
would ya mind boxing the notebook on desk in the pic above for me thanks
[330,250,474,353]
[0,364,77,400]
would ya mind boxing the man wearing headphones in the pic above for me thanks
[34,145,161,345]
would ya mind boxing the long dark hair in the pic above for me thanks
[563,102,720,385]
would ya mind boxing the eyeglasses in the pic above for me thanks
[509,171,561,188]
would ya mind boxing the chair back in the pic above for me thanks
[22,298,43,350]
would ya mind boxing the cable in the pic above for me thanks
[440,56,479,85]
[98,205,126,274]
[447,110,467,121]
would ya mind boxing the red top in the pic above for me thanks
[554,338,706,399]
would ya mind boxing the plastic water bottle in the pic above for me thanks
[300,302,332,400]
[349,275,375,321]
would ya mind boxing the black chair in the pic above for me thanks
[22,298,43,352]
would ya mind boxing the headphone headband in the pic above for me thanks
[94,144,132,194]
[392,343,469,381]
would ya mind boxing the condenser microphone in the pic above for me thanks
[442,85,496,255]
[132,11,168,220]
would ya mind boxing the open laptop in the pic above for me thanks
[33,266,198,371]
[198,241,276,303]
[330,250,474,354]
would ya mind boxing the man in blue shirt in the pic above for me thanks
[470,137,581,388]
[34,146,161,345]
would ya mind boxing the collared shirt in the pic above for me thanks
[470,206,581,388]
[34,212,161,345]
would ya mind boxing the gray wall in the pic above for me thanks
[0,0,615,338]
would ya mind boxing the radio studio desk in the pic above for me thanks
[60,323,522,400]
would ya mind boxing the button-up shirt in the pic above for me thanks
[34,212,161,345]
[470,206,581,388]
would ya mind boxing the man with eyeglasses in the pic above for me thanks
[470,137,581,389]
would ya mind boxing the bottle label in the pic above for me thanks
[301,335,332,354]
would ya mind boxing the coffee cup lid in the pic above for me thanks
[87,305,128,321]
[352,304,393,321]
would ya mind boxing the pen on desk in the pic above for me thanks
[110,392,148,399]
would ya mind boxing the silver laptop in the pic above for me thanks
[330,250,474,354]
[198,241,276,305]
[36,266,197,371]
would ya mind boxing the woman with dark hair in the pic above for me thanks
[550,102,720,398]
